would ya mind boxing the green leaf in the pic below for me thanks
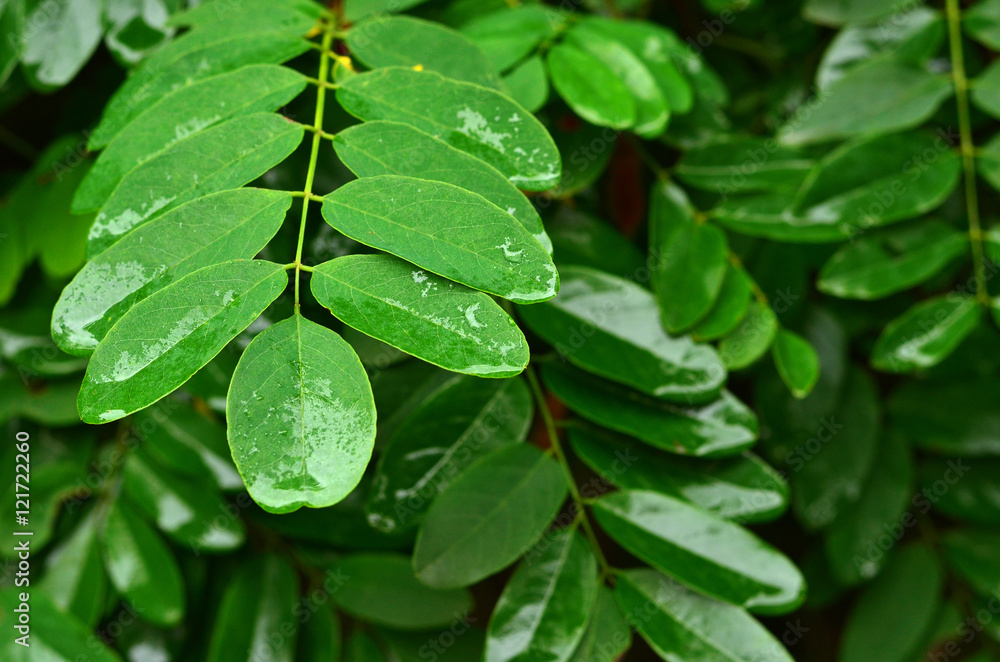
[971,60,1000,120]
[615,569,795,662]
[779,61,952,146]
[336,67,561,190]
[719,301,778,370]
[651,185,728,333]
[484,528,599,662]
[715,133,961,242]
[889,378,1000,456]
[568,586,632,662]
[565,22,668,137]
[344,632,387,662]
[312,255,528,377]
[321,176,557,303]
[817,220,967,300]
[871,296,980,373]
[503,56,549,112]
[976,132,1000,193]
[772,329,820,399]
[0,0,24,89]
[569,429,789,523]
[676,138,813,194]
[576,17,693,115]
[332,120,550,251]
[691,265,753,341]
[0,462,80,555]
[594,490,805,614]
[333,553,472,629]
[943,530,1000,598]
[543,363,758,458]
[966,0,1000,49]
[546,42,636,131]
[345,0,433,22]
[88,113,304,256]
[348,15,501,89]
[54,189,292,356]
[839,544,943,662]
[460,6,559,73]
[413,444,568,589]
[135,401,243,491]
[920,456,1000,524]
[90,25,310,149]
[817,8,944,90]
[20,0,102,89]
[379,628,486,662]
[169,0,320,31]
[823,434,914,585]
[546,206,645,276]
[207,555,299,662]
[78,259,287,424]
[228,315,376,513]
[804,0,912,26]
[366,374,532,532]
[122,449,246,551]
[39,511,106,627]
[519,265,725,403]
[101,498,185,627]
[74,65,306,213]
[0,589,122,662]
[296,604,342,662]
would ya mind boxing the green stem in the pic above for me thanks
[525,366,612,578]
[294,22,336,309]
[946,0,991,306]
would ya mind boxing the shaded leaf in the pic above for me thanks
[546,42,636,131]
[772,329,820,399]
[871,296,980,373]
[889,378,1000,456]
[719,301,778,370]
[568,586,631,662]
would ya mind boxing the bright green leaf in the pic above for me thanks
[546,42,636,131]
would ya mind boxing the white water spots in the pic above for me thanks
[411,269,437,297]
[173,115,221,142]
[506,206,517,216]
[497,237,524,260]
[99,409,127,422]
[99,306,211,383]
[92,195,176,240]
[509,113,522,123]
[54,260,163,350]
[456,107,511,154]
[464,302,485,329]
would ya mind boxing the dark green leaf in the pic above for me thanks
[336,67,561,190]
[413,444,568,588]
[228,315,376,513]
[920,457,1000,524]
[334,553,472,630]
[565,22,669,137]
[889,378,1000,456]
[615,569,795,662]
[779,62,952,146]
[484,529,598,662]
[296,604,341,662]
[772,329,820,399]
[805,0,915,26]
[676,138,813,194]
[966,0,1000,49]
[546,206,645,276]
[691,265,753,342]
[206,555,299,662]
[122,449,246,551]
[88,113,304,256]
[348,15,501,89]
[568,586,631,662]
[101,498,185,627]
[367,374,532,532]
[546,43,636,131]
[321,176,557,303]
[839,544,943,662]
[39,511,106,627]
[824,434,914,585]
[871,296,980,373]
[519,265,725,403]
[943,530,1000,598]
[719,301,778,370]
[54,189,291,357]
[543,363,758,458]
[78,259,288,424]
[569,429,788,523]
[817,220,967,300]
[594,490,805,614]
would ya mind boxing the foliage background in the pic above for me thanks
[1,0,1000,661]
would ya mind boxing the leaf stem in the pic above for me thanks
[293,21,337,309]
[525,365,612,578]
[946,0,991,306]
